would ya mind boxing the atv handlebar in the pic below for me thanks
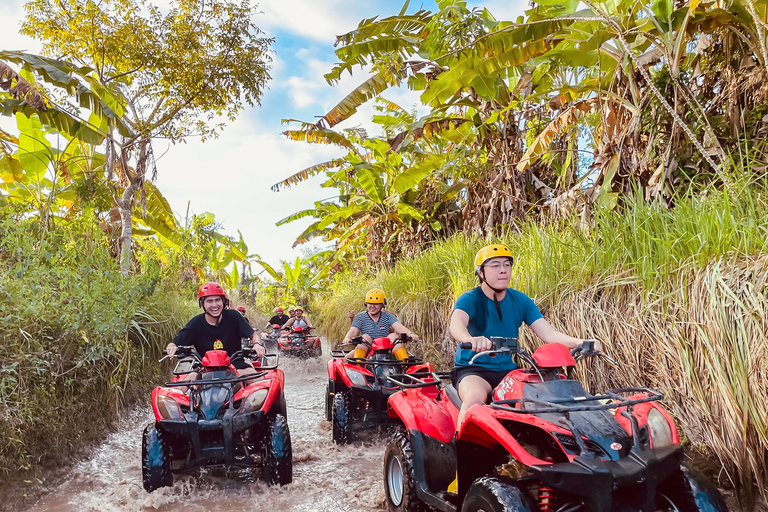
[570,339,617,366]
[460,337,520,365]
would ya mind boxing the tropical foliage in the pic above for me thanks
[0,0,274,481]
[275,0,768,267]
[19,0,273,274]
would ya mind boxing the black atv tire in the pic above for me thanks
[312,344,322,358]
[142,423,173,492]
[324,383,333,421]
[332,391,352,444]
[461,476,538,512]
[262,413,293,485]
[655,465,729,512]
[384,431,425,512]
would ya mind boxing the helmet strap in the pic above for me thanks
[479,267,505,321]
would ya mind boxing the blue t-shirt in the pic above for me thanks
[453,287,543,370]
[352,310,399,340]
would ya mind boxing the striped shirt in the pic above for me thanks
[352,311,399,339]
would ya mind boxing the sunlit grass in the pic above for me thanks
[317,176,768,501]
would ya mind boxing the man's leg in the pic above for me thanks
[456,375,493,428]
[237,366,259,386]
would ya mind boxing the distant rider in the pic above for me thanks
[283,307,315,330]
[449,244,597,428]
[342,288,419,360]
[236,305,251,326]
[165,282,265,381]
[266,307,290,329]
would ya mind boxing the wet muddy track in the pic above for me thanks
[21,345,389,512]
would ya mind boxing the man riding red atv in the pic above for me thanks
[276,324,322,358]
[261,323,283,351]
[143,346,291,492]
[142,282,292,492]
[326,333,433,444]
[383,338,728,512]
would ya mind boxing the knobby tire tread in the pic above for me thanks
[332,391,352,444]
[384,431,425,512]
[263,413,293,485]
[142,423,173,492]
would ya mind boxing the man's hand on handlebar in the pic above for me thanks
[460,336,492,352]
[250,340,266,358]
[165,342,178,357]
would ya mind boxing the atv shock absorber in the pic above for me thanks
[538,486,556,511]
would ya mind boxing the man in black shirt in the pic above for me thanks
[266,307,289,329]
[165,282,265,379]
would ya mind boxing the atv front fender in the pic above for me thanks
[387,389,455,443]
[460,405,552,467]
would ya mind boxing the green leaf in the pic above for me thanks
[356,166,386,202]
[16,112,51,181]
[393,154,445,194]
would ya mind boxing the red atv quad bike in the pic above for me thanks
[261,324,282,351]
[277,325,322,358]
[326,334,434,445]
[383,338,728,512]
[142,346,292,492]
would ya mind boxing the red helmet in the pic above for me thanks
[236,306,246,312]
[276,307,284,313]
[198,282,229,308]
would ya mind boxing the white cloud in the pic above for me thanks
[153,113,344,269]
[256,0,369,43]
[469,0,528,21]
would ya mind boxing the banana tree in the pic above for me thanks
[275,98,473,267]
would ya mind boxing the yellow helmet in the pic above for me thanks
[365,288,386,304]
[474,244,514,268]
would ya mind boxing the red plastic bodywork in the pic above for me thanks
[371,336,393,351]
[388,388,458,443]
[277,328,320,352]
[532,343,576,368]
[613,395,679,445]
[152,351,285,422]
[202,349,230,368]
[388,342,683,474]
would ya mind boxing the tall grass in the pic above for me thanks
[316,178,768,505]
[0,215,195,474]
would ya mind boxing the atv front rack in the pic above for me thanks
[164,372,268,387]
[491,386,663,414]
[329,349,424,367]
[386,371,450,389]
[172,352,280,376]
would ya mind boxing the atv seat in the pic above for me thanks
[444,384,462,409]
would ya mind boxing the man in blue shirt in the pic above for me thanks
[450,244,595,428]
[342,288,419,359]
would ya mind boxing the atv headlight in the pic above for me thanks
[345,368,367,387]
[243,388,269,413]
[157,394,182,420]
[647,407,674,447]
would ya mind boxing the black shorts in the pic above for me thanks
[450,366,511,389]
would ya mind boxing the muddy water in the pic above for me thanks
[22,351,389,512]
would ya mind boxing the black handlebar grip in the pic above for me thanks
[459,342,472,349]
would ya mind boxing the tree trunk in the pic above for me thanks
[117,181,139,276]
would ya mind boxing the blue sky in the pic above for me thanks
[1,0,526,271]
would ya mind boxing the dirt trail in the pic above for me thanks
[20,349,388,512]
